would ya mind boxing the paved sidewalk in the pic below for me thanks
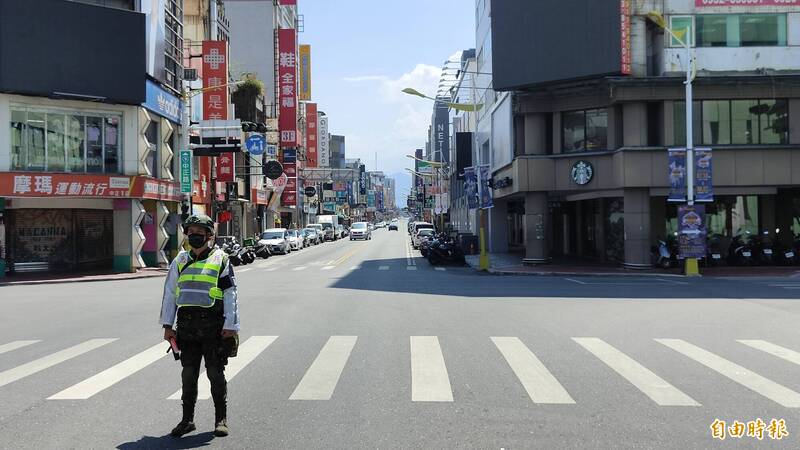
[0,268,168,286]
[464,253,800,278]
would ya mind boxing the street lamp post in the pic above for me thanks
[647,12,700,277]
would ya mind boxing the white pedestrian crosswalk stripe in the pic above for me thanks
[738,340,800,366]
[0,340,41,355]
[573,338,699,406]
[492,337,574,404]
[656,338,800,408]
[0,339,117,388]
[378,266,390,271]
[434,267,446,272]
[321,266,335,270]
[168,336,278,400]
[407,266,417,271]
[49,342,167,400]
[290,336,357,400]
[410,336,453,402]
[293,266,308,271]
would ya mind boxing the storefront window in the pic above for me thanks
[604,198,624,263]
[696,15,729,47]
[46,114,66,172]
[562,109,607,152]
[669,16,694,47]
[702,100,731,145]
[9,108,121,173]
[759,99,789,144]
[740,14,786,47]
[672,101,701,147]
[667,196,759,240]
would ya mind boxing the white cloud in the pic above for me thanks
[341,75,389,83]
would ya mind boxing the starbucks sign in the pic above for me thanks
[571,160,594,185]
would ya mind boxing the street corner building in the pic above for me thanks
[468,0,800,268]
[0,0,187,276]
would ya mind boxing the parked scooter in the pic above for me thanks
[750,230,775,265]
[727,231,754,266]
[705,233,724,267]
[220,238,243,266]
[652,237,676,269]
[427,234,466,266]
[772,229,796,265]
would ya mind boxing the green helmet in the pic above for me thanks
[182,214,215,234]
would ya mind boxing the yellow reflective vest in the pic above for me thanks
[175,248,227,308]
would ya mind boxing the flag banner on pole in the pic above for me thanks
[478,164,493,209]
[667,148,687,203]
[464,166,478,209]
[678,205,706,259]
[694,148,713,202]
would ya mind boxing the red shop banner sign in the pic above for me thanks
[216,154,235,183]
[306,102,318,167]
[620,0,632,75]
[0,173,180,202]
[202,40,229,120]
[286,177,297,191]
[283,162,297,177]
[278,28,298,148]
[281,190,297,206]
[696,0,800,5]
[251,188,270,205]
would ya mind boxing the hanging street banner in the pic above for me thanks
[179,149,192,193]
[478,164,493,209]
[298,44,311,101]
[202,41,229,120]
[305,102,318,167]
[668,148,687,202]
[215,153,234,183]
[318,115,329,167]
[464,166,478,209]
[417,160,434,175]
[694,148,713,202]
[696,0,800,6]
[278,28,298,148]
[678,205,707,259]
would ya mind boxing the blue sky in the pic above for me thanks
[298,0,475,203]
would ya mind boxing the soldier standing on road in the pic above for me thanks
[159,214,239,438]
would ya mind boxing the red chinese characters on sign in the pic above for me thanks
[251,188,269,205]
[281,190,297,206]
[286,177,297,191]
[620,0,632,75]
[279,0,296,4]
[0,173,180,202]
[283,162,297,178]
[202,41,229,120]
[216,154,235,183]
[306,102,318,167]
[278,28,298,148]
[696,0,800,6]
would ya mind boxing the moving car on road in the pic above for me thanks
[349,222,372,240]
[259,228,290,255]
[388,223,398,231]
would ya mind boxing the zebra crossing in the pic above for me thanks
[253,263,452,272]
[3,336,800,408]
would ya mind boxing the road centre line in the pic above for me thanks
[564,278,587,285]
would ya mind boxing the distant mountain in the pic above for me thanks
[387,171,413,208]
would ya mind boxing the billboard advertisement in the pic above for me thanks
[298,44,311,101]
[278,28,298,148]
[202,41,229,120]
[434,103,450,163]
[318,116,329,167]
[678,205,706,259]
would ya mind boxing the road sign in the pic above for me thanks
[304,186,316,197]
[264,160,284,180]
[245,134,266,155]
[179,150,192,193]
[266,144,278,157]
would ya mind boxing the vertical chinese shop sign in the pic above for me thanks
[278,28,298,149]
[306,102,318,167]
[202,41,229,120]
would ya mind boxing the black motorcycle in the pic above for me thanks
[727,232,754,266]
[750,230,775,266]
[427,234,466,266]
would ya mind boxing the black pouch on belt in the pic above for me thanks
[223,334,239,358]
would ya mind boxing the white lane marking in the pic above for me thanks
[49,342,167,399]
[564,278,587,285]
[292,266,308,271]
[378,266,390,271]
[264,267,279,272]
[407,266,417,271]
[435,267,446,272]
[289,336,358,401]
[238,268,252,273]
[410,336,453,402]
[321,266,335,271]
[572,338,699,406]
[350,266,360,270]
[0,339,117,388]
[0,340,41,355]
[491,337,575,404]
[738,340,800,366]
[169,336,278,400]
[656,338,800,408]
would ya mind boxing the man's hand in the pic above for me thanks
[221,329,236,338]
[164,327,176,341]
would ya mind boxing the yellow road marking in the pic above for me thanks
[332,243,364,266]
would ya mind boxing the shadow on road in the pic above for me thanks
[330,258,800,300]
[117,432,214,449]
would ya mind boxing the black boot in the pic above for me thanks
[214,402,228,437]
[171,403,196,437]
[214,419,229,437]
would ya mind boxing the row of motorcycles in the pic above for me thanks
[418,233,467,266]
[218,236,271,267]
[653,230,800,268]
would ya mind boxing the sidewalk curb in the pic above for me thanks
[466,262,800,279]
[0,271,167,287]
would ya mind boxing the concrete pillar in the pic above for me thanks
[552,113,562,154]
[524,113,547,155]
[789,99,800,145]
[775,190,794,246]
[155,201,170,267]
[650,196,667,244]
[488,199,508,253]
[113,199,145,273]
[631,16,647,77]
[524,192,549,263]
[595,199,606,260]
[623,102,648,147]
[575,202,584,256]
[623,188,652,268]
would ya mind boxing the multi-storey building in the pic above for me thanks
[0,0,187,275]
[484,0,800,268]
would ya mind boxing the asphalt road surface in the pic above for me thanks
[1,221,800,449]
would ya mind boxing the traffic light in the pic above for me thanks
[241,121,257,132]
[256,122,267,133]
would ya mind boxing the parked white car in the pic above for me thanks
[287,229,304,250]
[412,228,435,249]
[349,222,372,240]
[259,228,290,255]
